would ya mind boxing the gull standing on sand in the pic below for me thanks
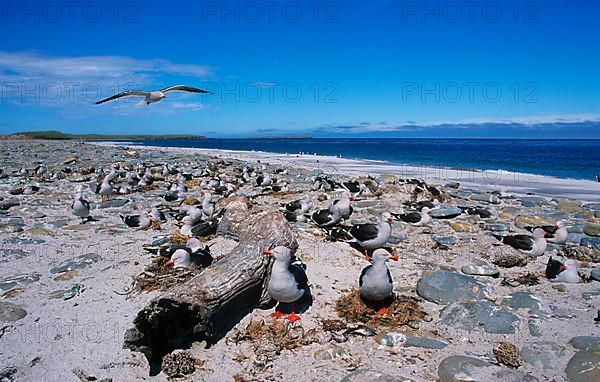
[359,248,399,314]
[264,246,309,323]
[349,212,394,256]
[71,186,91,223]
[95,85,212,105]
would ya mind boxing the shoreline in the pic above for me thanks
[94,141,600,202]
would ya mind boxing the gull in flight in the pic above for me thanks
[95,85,212,105]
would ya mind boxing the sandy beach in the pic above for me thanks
[1,140,599,382]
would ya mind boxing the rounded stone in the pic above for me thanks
[416,271,494,304]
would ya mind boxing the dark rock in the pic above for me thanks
[440,301,519,334]
[50,253,101,274]
[501,292,541,311]
[0,302,27,322]
[342,369,416,382]
[431,207,462,219]
[438,356,538,382]
[0,199,19,210]
[432,235,456,248]
[569,336,600,351]
[461,264,499,277]
[565,350,600,382]
[581,237,600,250]
[520,341,567,370]
[416,271,494,305]
[591,270,600,282]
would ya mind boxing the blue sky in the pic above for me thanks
[0,0,599,138]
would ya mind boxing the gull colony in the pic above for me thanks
[58,149,588,326]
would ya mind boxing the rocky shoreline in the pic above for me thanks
[0,140,598,381]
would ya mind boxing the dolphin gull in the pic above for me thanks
[359,248,398,314]
[95,85,212,105]
[264,246,309,323]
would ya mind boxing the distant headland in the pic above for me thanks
[0,130,207,141]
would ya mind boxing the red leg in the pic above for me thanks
[271,310,285,319]
[377,307,390,315]
[286,311,301,323]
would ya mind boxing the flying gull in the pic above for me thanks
[95,85,212,105]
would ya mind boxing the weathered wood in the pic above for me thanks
[124,197,297,374]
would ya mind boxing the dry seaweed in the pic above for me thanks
[501,272,540,287]
[170,230,189,245]
[133,255,201,293]
[230,319,319,351]
[161,350,204,379]
[335,290,426,328]
[559,245,600,263]
[493,341,521,368]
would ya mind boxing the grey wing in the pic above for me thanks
[161,85,211,94]
[95,90,149,104]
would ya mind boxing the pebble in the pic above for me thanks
[461,264,499,277]
[314,345,346,361]
[581,289,600,300]
[341,369,416,382]
[501,292,541,311]
[440,301,520,334]
[528,319,542,337]
[0,301,27,322]
[569,336,600,351]
[0,273,41,292]
[590,270,600,281]
[565,350,600,382]
[470,193,501,204]
[431,207,462,219]
[519,197,545,207]
[432,235,456,248]
[438,356,539,382]
[520,341,566,370]
[584,222,600,237]
[449,222,479,233]
[50,253,101,274]
[0,199,19,210]
[581,236,600,249]
[416,271,494,304]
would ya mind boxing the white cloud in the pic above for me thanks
[0,50,213,110]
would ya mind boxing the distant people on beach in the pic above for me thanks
[596,174,600,182]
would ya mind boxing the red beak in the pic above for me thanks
[349,196,356,201]
[262,249,273,256]
[386,217,393,223]
[389,249,399,261]
[364,254,371,261]
[164,260,174,267]
[545,233,552,238]
[559,265,567,271]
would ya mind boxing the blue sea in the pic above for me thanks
[131,138,600,181]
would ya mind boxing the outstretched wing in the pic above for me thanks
[161,85,211,94]
[95,90,149,105]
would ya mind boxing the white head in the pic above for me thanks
[263,246,292,263]
[556,220,567,229]
[380,212,393,224]
[186,238,203,253]
[532,228,546,239]
[563,259,578,270]
[165,249,191,268]
[342,191,355,201]
[421,207,432,215]
[371,248,399,264]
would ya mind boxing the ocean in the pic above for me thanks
[130,138,600,181]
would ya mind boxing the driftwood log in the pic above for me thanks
[124,197,297,374]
